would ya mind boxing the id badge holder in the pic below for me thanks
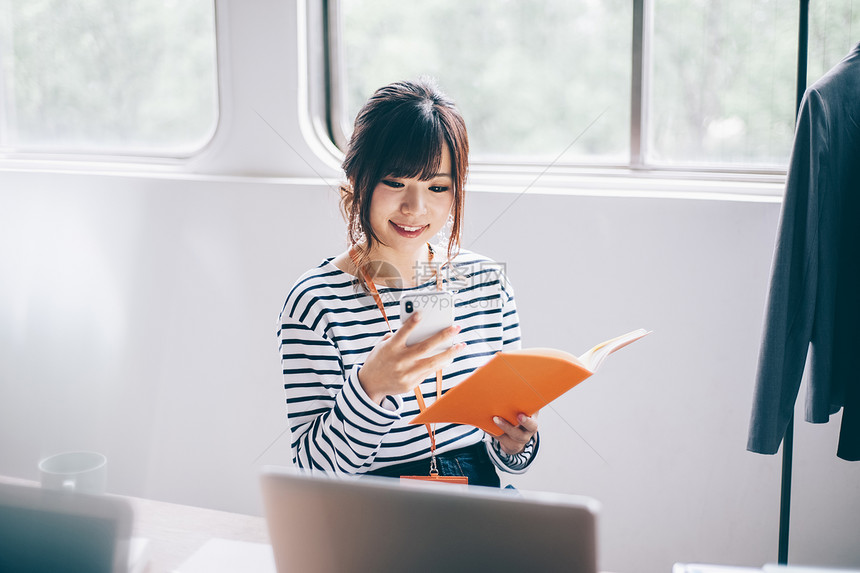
[401,457,468,485]
[401,474,468,484]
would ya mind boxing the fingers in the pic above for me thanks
[492,415,517,433]
[493,413,538,438]
[372,313,466,395]
[412,324,461,355]
[369,318,464,392]
[417,340,466,373]
[393,312,460,356]
[391,311,423,341]
[515,413,539,433]
[493,413,539,456]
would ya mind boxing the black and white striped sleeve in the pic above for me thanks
[487,433,540,473]
[279,313,402,474]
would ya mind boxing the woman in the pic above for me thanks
[278,78,539,487]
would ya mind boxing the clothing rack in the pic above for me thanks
[778,0,810,565]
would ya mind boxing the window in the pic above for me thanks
[329,0,859,173]
[0,0,218,157]
[335,0,631,166]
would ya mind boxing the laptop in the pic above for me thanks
[261,467,600,573]
[0,480,133,573]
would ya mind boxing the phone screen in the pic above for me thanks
[400,292,455,349]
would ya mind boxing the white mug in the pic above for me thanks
[39,451,107,494]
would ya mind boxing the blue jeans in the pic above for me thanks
[366,442,501,488]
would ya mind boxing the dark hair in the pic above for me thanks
[340,78,469,273]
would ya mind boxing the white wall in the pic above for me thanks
[1,2,859,573]
[3,171,858,573]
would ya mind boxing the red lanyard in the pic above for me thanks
[349,245,445,474]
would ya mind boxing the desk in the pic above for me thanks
[0,475,271,573]
[130,495,270,572]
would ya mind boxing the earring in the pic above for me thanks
[434,213,454,250]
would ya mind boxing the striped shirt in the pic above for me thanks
[278,249,539,475]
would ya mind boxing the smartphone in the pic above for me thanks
[399,291,455,350]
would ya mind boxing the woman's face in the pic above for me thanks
[368,145,455,258]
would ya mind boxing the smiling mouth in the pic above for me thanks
[390,221,429,237]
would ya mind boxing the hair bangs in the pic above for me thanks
[378,114,446,181]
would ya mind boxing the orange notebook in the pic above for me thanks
[410,328,652,436]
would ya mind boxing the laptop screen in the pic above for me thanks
[261,467,600,573]
[0,482,132,573]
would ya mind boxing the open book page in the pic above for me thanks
[578,329,652,372]
[505,346,582,363]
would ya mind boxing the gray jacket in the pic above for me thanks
[748,42,860,461]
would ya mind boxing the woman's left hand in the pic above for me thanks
[492,413,539,455]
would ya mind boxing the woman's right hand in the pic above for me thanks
[357,313,465,405]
